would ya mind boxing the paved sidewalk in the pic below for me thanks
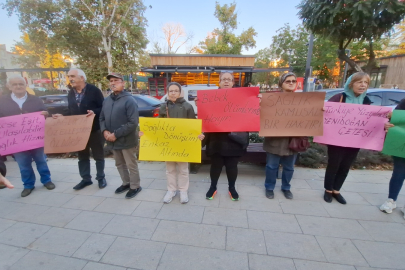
[0,157,404,270]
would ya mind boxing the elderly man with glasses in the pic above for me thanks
[0,75,55,197]
[53,68,107,190]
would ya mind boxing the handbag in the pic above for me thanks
[228,132,249,149]
[288,137,310,152]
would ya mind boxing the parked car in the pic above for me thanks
[33,87,47,92]
[40,94,161,117]
[317,88,405,109]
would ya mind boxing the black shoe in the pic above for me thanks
[98,178,107,189]
[333,193,347,204]
[44,182,55,190]
[324,191,333,203]
[21,187,35,197]
[0,184,6,189]
[229,187,239,201]
[206,186,217,200]
[282,189,293,199]
[115,184,130,194]
[265,189,274,199]
[125,187,142,199]
[73,180,93,190]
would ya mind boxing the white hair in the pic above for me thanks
[7,75,26,85]
[69,68,87,81]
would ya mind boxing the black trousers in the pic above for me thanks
[209,154,240,189]
[0,155,6,176]
[78,130,105,182]
[324,145,360,191]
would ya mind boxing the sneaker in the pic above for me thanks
[380,199,396,214]
[115,184,130,194]
[265,189,274,199]
[21,187,35,197]
[125,187,142,199]
[228,187,239,201]
[206,186,217,200]
[282,189,293,200]
[180,191,189,204]
[163,190,177,204]
[44,182,55,190]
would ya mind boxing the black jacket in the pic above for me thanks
[0,94,46,117]
[159,97,196,119]
[328,92,372,105]
[99,91,139,150]
[396,99,405,110]
[203,132,246,157]
[66,83,104,132]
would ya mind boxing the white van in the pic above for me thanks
[160,84,219,114]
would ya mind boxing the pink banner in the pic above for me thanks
[313,102,391,151]
[0,112,45,155]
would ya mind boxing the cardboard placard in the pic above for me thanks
[139,118,202,163]
[0,112,45,155]
[44,114,95,154]
[259,92,325,136]
[197,87,260,132]
[382,110,405,157]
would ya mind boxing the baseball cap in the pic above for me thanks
[106,72,124,80]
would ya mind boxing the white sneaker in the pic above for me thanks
[163,190,176,204]
[180,191,189,204]
[380,199,396,214]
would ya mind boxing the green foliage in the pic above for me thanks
[249,132,264,143]
[196,1,257,54]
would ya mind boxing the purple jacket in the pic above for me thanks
[328,92,372,105]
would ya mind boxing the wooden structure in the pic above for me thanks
[141,54,290,98]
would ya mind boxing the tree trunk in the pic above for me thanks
[364,40,377,75]
[102,34,113,73]
[337,48,362,73]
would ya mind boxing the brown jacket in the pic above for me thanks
[263,137,295,156]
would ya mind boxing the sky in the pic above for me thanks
[0,0,303,55]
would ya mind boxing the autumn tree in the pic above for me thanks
[194,1,257,54]
[152,22,194,54]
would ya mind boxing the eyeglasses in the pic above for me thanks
[284,80,297,84]
[221,78,233,82]
[169,90,180,93]
[11,83,25,87]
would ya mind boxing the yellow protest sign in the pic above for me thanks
[139,118,202,163]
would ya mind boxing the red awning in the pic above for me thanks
[33,78,52,83]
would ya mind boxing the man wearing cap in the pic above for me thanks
[100,73,142,199]
[53,68,107,190]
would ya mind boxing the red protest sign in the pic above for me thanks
[197,87,260,132]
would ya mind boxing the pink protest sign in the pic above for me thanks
[0,112,45,155]
[313,102,391,151]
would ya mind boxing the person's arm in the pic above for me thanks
[113,98,139,138]
[0,174,14,189]
[158,103,167,118]
[187,104,196,119]
[99,102,107,133]
[92,87,104,116]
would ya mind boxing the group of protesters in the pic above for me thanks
[0,69,404,218]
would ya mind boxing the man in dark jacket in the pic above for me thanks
[53,68,107,190]
[100,73,141,199]
[0,75,55,197]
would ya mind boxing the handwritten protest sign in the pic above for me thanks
[382,110,405,158]
[139,118,202,163]
[259,92,325,136]
[44,114,95,154]
[314,102,391,151]
[0,112,45,155]
[197,87,260,132]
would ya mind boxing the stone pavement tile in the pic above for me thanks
[202,207,248,228]
[359,192,405,206]
[0,187,23,202]
[0,201,24,216]
[133,188,167,202]
[294,259,356,270]
[353,240,405,269]
[226,227,266,254]
[237,184,265,197]
[47,181,74,193]
[218,194,245,210]
[280,200,330,217]
[93,197,141,215]
[156,204,204,223]
[342,182,388,194]
[63,184,101,196]
[101,237,166,270]
[315,236,368,266]
[9,250,87,270]
[12,191,75,207]
[56,173,86,183]
[65,211,115,233]
[264,231,326,261]
[172,191,220,207]
[355,267,394,270]
[3,203,50,223]
[287,179,312,189]
[219,194,283,213]
[305,179,325,190]
[30,207,81,227]
[82,261,127,270]
[28,227,92,256]
[151,220,226,249]
[0,222,51,247]
[132,201,163,218]
[138,161,166,170]
[0,243,30,269]
[92,185,130,199]
[248,254,295,270]
[157,243,248,270]
[101,215,159,240]
[72,233,117,261]
[62,194,105,211]
[247,211,302,233]
[295,215,372,240]
[187,181,211,194]
[328,192,371,206]
[148,179,167,190]
[289,188,325,202]
[323,204,403,223]
[0,217,16,233]
[358,220,405,243]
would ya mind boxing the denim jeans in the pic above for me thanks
[265,152,297,191]
[78,130,105,182]
[13,147,51,189]
[388,156,405,201]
